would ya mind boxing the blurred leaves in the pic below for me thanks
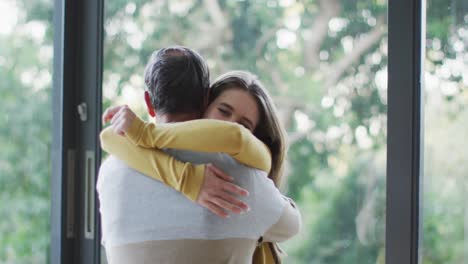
[1,0,466,263]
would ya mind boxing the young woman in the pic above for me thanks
[100,71,300,263]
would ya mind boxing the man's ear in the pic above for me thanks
[144,91,156,117]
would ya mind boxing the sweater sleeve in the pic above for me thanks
[262,196,302,242]
[100,127,205,202]
[125,116,272,172]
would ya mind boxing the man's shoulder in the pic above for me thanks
[99,155,140,177]
[97,156,145,191]
[100,155,130,170]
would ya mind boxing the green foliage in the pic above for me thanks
[0,0,53,262]
[1,0,466,263]
[0,34,51,264]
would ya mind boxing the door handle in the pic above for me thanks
[84,150,95,239]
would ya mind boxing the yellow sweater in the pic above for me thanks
[100,116,272,201]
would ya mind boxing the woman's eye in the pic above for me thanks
[218,108,230,116]
[240,123,251,131]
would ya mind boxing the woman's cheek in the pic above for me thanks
[204,110,222,121]
[214,114,229,122]
[215,112,233,122]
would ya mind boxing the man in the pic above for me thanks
[97,46,300,263]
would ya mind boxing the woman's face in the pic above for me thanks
[203,88,260,132]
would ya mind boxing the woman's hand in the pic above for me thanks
[102,105,136,135]
[198,164,250,218]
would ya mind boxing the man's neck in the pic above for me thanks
[156,112,200,123]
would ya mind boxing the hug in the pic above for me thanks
[98,46,302,264]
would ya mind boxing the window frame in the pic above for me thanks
[386,0,425,263]
[51,0,104,263]
[50,0,425,263]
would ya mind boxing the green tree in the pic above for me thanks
[1,0,465,263]
[0,0,53,262]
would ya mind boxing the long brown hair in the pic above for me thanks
[209,71,287,187]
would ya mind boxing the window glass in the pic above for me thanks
[422,0,468,263]
[0,0,53,262]
[102,1,388,262]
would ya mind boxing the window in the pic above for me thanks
[40,0,463,263]
[422,0,468,263]
[0,0,53,262]
[102,1,387,263]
